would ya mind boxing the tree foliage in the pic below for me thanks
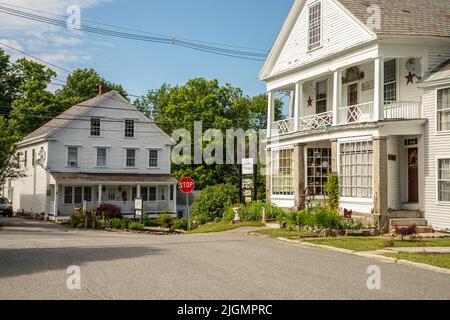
[0,115,24,187]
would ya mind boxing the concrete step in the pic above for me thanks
[389,211,423,219]
[416,226,434,234]
[390,218,428,227]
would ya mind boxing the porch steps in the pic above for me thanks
[389,211,423,219]
[389,210,434,233]
[390,218,428,227]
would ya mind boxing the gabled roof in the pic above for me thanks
[418,59,450,87]
[338,0,450,38]
[18,91,174,146]
[259,0,450,80]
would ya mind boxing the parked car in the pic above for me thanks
[0,197,13,217]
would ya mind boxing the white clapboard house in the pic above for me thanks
[261,0,450,231]
[4,90,178,220]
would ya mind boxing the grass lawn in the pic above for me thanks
[253,229,318,238]
[384,253,450,269]
[301,237,450,252]
[188,221,265,234]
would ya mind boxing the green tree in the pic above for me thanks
[0,115,24,187]
[0,49,20,117]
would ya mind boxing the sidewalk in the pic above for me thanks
[385,247,450,254]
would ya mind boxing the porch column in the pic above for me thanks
[373,137,389,232]
[266,148,272,202]
[98,185,103,206]
[137,184,141,199]
[374,57,385,121]
[173,184,177,214]
[288,91,295,119]
[332,70,342,126]
[294,81,303,131]
[53,183,59,218]
[330,139,338,173]
[293,144,306,211]
[267,90,275,139]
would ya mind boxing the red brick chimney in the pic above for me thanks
[98,84,108,95]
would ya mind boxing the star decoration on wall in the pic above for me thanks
[307,96,313,107]
[405,72,415,85]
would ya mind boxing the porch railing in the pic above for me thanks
[271,118,294,136]
[298,111,333,131]
[85,201,173,213]
[339,102,374,124]
[384,101,422,119]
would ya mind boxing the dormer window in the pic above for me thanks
[308,1,322,50]
[90,118,101,136]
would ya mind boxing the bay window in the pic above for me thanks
[272,149,294,196]
[437,88,450,132]
[340,141,373,198]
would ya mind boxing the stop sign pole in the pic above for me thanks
[179,177,195,230]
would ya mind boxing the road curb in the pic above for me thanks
[276,237,450,275]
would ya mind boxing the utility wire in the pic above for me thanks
[0,5,266,61]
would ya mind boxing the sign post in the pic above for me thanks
[241,158,257,203]
[134,198,143,222]
[178,177,195,231]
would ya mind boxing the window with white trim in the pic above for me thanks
[125,120,135,138]
[96,148,107,167]
[437,88,450,132]
[67,147,78,167]
[384,59,397,102]
[149,149,159,168]
[339,141,373,198]
[272,149,294,196]
[438,159,450,202]
[90,118,101,136]
[126,149,136,168]
[316,79,327,114]
[307,148,331,196]
[308,2,322,50]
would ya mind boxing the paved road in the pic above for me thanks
[0,217,449,300]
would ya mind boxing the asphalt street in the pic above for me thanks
[0,217,449,300]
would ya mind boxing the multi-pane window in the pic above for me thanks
[340,141,373,198]
[90,118,101,136]
[316,79,327,114]
[437,88,450,132]
[125,120,135,138]
[272,149,294,196]
[149,149,159,168]
[97,148,107,167]
[438,159,450,202]
[64,187,73,204]
[307,148,332,196]
[126,149,136,167]
[384,59,397,102]
[67,147,78,167]
[74,187,83,204]
[308,2,322,50]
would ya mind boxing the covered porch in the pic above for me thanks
[47,173,178,219]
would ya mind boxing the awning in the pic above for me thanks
[50,172,178,185]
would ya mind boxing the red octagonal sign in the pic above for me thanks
[179,177,195,194]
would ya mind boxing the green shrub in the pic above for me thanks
[223,201,285,222]
[128,222,145,231]
[69,210,86,228]
[325,173,340,211]
[191,184,239,224]
[156,213,175,229]
[111,218,122,230]
[171,218,187,231]
[121,218,130,229]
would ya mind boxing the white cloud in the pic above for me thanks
[0,0,112,75]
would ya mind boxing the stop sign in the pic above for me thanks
[178,177,195,193]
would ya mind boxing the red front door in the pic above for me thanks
[348,83,358,122]
[408,148,419,203]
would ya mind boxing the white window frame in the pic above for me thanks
[90,117,101,137]
[271,148,294,197]
[384,59,398,103]
[66,146,79,168]
[338,140,374,200]
[148,149,159,168]
[125,119,136,138]
[307,1,322,51]
[436,86,450,135]
[436,157,450,205]
[125,148,138,168]
[96,147,108,168]
[315,78,328,114]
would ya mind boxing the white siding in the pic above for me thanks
[272,0,375,76]
[423,85,450,230]
[427,49,450,73]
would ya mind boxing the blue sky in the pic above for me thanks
[0,0,293,98]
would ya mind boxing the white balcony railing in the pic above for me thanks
[339,102,374,124]
[298,111,333,131]
[384,101,422,119]
[271,118,294,136]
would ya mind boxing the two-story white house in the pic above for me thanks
[261,0,450,231]
[4,90,178,220]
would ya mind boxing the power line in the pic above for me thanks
[0,5,267,61]
[0,2,268,53]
